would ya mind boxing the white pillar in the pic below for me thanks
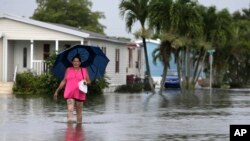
[2,34,7,81]
[30,40,34,69]
[81,39,84,45]
[55,40,59,54]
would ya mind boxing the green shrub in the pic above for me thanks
[88,76,110,95]
[13,72,36,94]
[34,73,60,94]
[13,72,60,94]
[115,83,144,93]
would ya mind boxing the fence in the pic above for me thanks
[32,60,48,75]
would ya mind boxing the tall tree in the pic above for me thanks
[149,0,175,93]
[119,0,155,93]
[32,0,105,33]
[225,9,250,88]
[149,0,207,92]
[202,7,233,87]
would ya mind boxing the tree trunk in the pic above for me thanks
[179,47,196,92]
[194,50,207,84]
[186,47,191,90]
[142,37,155,93]
[159,63,168,94]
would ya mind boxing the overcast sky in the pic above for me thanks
[0,0,250,38]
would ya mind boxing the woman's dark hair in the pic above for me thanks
[72,54,81,62]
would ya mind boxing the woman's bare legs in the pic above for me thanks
[67,99,75,123]
[75,100,83,123]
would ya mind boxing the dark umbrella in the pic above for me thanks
[52,44,109,81]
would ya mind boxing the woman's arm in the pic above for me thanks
[85,68,91,85]
[54,68,69,97]
[54,80,66,95]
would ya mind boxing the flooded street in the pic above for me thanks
[0,89,250,141]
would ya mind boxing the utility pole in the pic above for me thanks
[208,49,215,89]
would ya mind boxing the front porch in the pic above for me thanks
[4,39,84,82]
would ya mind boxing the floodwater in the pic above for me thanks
[0,89,250,141]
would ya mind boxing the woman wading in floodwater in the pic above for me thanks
[54,55,90,123]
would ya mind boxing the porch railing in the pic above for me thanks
[13,65,18,82]
[32,60,48,75]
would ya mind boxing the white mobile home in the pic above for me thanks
[0,14,143,91]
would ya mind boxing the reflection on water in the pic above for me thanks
[65,123,85,141]
[0,89,250,141]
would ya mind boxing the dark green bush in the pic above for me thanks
[13,72,60,94]
[13,72,36,94]
[115,83,144,93]
[34,73,60,94]
[88,75,110,95]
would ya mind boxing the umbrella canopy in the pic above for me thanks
[52,44,109,81]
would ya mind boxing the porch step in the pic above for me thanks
[0,82,14,94]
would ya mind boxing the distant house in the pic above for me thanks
[135,39,177,87]
[126,42,145,84]
[0,14,143,91]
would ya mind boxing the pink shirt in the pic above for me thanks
[64,67,88,101]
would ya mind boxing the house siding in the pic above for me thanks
[88,39,127,86]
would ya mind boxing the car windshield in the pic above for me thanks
[167,71,178,76]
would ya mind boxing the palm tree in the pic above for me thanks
[119,0,155,93]
[152,40,172,93]
[151,33,185,93]
[149,0,206,92]
[149,0,173,93]
[201,7,233,87]
[168,0,208,92]
[225,12,250,87]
